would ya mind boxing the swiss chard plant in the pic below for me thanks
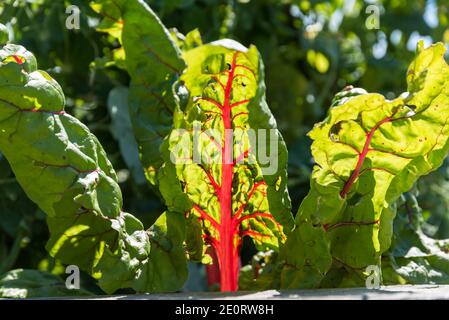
[1,0,449,295]
[277,40,449,288]
[91,0,294,292]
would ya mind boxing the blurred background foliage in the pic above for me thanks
[1,0,449,293]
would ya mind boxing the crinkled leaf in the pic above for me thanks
[95,211,187,293]
[281,42,449,288]
[93,0,186,186]
[90,1,124,40]
[94,1,290,290]
[0,44,186,293]
[159,39,293,289]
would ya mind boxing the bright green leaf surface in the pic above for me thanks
[158,38,293,289]
[93,0,186,186]
[93,2,293,288]
[0,44,186,293]
[281,42,449,288]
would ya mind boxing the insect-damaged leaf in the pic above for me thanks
[0,44,187,293]
[158,39,294,290]
[281,42,449,288]
[92,1,293,290]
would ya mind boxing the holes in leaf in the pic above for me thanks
[329,121,343,142]
[405,104,417,117]
[202,54,226,74]
[206,79,219,93]
[180,181,186,190]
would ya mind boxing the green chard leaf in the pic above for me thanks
[93,0,293,291]
[95,211,187,293]
[238,250,281,290]
[92,0,185,186]
[0,44,187,293]
[383,192,449,285]
[159,39,293,290]
[281,42,449,288]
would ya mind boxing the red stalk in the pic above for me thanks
[340,115,392,198]
[12,55,24,65]
[215,52,239,292]
[205,247,221,288]
[200,52,258,292]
